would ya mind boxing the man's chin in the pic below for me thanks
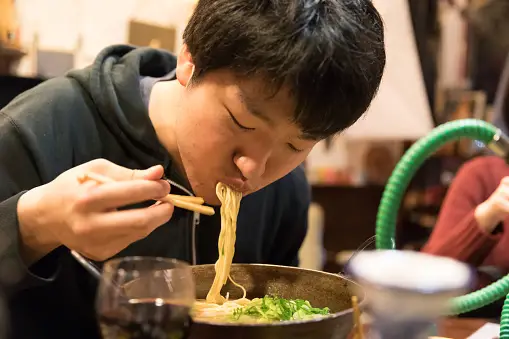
[197,191,221,206]
[205,197,221,207]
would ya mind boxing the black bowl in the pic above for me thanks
[189,264,364,339]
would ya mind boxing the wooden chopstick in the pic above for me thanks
[77,172,215,216]
[169,195,204,204]
[352,295,364,339]
[162,196,215,216]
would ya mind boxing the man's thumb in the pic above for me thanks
[133,165,165,181]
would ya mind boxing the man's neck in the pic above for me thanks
[148,80,186,176]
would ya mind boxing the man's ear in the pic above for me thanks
[176,44,195,87]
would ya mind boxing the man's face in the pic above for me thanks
[171,52,318,205]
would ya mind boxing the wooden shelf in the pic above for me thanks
[0,43,25,75]
[0,44,24,57]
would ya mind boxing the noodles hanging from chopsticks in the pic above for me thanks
[193,183,248,319]
[206,183,245,303]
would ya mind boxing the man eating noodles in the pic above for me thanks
[0,0,385,338]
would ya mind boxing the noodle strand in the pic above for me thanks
[193,183,248,320]
[204,183,245,304]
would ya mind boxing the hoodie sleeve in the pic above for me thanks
[0,111,61,295]
[0,77,101,296]
[267,166,310,267]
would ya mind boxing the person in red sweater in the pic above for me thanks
[421,156,509,319]
[422,156,509,288]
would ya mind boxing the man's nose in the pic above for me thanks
[234,150,271,180]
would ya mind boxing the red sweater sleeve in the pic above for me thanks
[421,157,503,267]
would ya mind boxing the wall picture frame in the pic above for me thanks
[128,20,177,53]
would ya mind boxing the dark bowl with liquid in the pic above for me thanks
[189,264,365,339]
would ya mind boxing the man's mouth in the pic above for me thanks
[220,178,252,194]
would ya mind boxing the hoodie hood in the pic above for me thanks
[65,45,199,265]
[67,44,177,171]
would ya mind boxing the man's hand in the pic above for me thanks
[17,159,174,264]
[475,177,509,233]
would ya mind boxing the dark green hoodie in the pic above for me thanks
[0,45,309,339]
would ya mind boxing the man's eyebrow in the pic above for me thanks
[298,133,321,141]
[237,88,272,124]
[237,88,321,140]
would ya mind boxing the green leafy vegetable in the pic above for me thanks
[231,295,330,322]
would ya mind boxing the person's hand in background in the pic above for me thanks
[17,159,174,264]
[475,177,509,233]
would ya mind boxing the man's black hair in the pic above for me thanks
[183,0,386,139]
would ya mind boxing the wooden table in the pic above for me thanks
[438,317,495,338]
[356,317,495,339]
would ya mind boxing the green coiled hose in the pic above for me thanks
[373,118,509,337]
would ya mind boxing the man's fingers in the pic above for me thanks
[86,159,165,182]
[76,179,170,211]
[133,165,165,181]
[110,164,165,182]
[496,199,509,214]
[91,203,174,236]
